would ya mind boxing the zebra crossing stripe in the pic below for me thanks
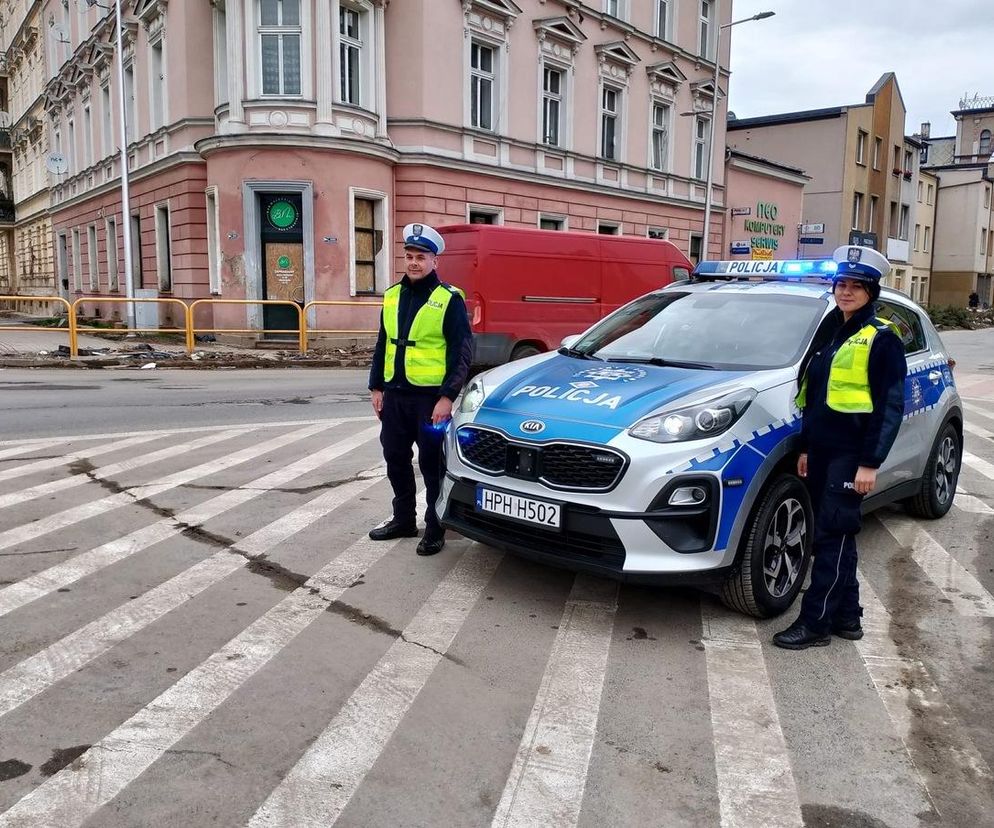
[0,432,161,485]
[701,604,804,828]
[878,514,994,617]
[962,401,994,425]
[0,425,381,618]
[248,545,501,828]
[0,440,73,463]
[490,575,618,828]
[0,474,383,719]
[962,450,994,482]
[0,500,428,828]
[0,422,334,554]
[0,428,254,511]
[956,484,994,515]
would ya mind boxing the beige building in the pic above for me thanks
[0,0,55,311]
[909,167,937,305]
[725,73,930,295]
[924,98,994,307]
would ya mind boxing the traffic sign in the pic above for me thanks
[799,223,825,234]
[731,207,751,217]
[730,241,750,254]
[798,237,824,245]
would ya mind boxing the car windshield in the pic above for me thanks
[571,290,828,370]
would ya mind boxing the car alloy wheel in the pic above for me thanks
[763,497,808,599]
[934,433,957,506]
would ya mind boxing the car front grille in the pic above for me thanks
[456,426,627,491]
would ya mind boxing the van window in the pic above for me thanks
[673,267,690,280]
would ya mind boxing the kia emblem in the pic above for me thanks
[520,420,546,434]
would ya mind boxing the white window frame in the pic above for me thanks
[913,223,921,251]
[123,61,136,144]
[541,63,566,148]
[338,3,364,107]
[87,224,99,290]
[698,0,713,59]
[597,221,621,235]
[469,39,498,132]
[917,180,923,202]
[101,83,114,158]
[603,0,627,20]
[692,115,710,180]
[599,83,622,162]
[154,202,172,292]
[923,225,931,252]
[856,129,867,165]
[57,231,69,292]
[82,105,93,169]
[214,5,229,105]
[852,192,863,230]
[205,187,222,294]
[873,136,881,169]
[258,0,304,97]
[71,228,82,292]
[149,34,167,131]
[654,0,672,41]
[649,99,671,172]
[131,212,143,290]
[899,204,910,240]
[538,213,568,231]
[689,232,704,263]
[348,187,389,295]
[467,204,504,225]
[67,117,76,174]
[981,129,992,158]
[927,184,934,205]
[105,216,119,291]
[868,195,878,230]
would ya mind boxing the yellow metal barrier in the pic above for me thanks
[0,295,74,353]
[70,296,191,358]
[188,298,305,354]
[302,299,382,352]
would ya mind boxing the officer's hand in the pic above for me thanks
[797,453,807,478]
[431,396,453,426]
[370,390,384,419]
[854,466,877,495]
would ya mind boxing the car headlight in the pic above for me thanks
[459,377,487,413]
[629,389,757,443]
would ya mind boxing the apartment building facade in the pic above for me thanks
[37,0,736,336]
[0,0,55,311]
[724,73,931,294]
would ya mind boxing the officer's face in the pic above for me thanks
[833,278,871,315]
[404,249,437,281]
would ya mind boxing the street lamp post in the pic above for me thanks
[700,10,775,263]
[86,0,135,330]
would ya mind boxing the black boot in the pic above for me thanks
[416,528,445,556]
[832,618,864,640]
[773,619,831,650]
[369,518,418,541]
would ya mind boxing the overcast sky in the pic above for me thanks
[727,0,994,138]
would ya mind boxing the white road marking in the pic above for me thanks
[0,500,429,828]
[956,484,994,515]
[0,433,161,485]
[701,604,804,828]
[878,514,994,617]
[0,417,373,448]
[490,575,618,828]
[0,440,74,463]
[0,428,253,510]
[0,474,383,718]
[962,450,994,482]
[0,422,334,554]
[962,402,994,429]
[0,425,381,618]
[855,575,993,805]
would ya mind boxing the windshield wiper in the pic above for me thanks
[612,357,719,370]
[557,347,603,361]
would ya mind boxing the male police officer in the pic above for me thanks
[774,245,907,649]
[368,223,473,556]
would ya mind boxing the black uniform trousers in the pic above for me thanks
[379,390,445,535]
[798,450,865,633]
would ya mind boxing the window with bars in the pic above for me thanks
[651,102,669,171]
[471,41,496,131]
[600,86,620,161]
[339,5,362,105]
[542,66,563,147]
[353,197,381,293]
[260,0,301,96]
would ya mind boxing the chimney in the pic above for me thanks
[920,121,931,139]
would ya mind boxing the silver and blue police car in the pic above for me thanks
[440,258,963,617]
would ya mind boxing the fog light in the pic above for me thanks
[668,485,708,506]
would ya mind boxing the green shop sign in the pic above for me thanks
[267,200,299,230]
[743,201,785,251]
[277,255,292,268]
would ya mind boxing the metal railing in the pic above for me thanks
[0,295,382,358]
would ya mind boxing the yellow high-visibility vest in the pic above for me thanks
[796,319,895,414]
[383,283,462,386]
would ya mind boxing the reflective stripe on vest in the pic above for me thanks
[383,283,456,386]
[796,320,892,414]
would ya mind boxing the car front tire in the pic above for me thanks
[721,473,813,618]
[906,422,960,519]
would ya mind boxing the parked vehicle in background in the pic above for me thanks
[437,225,692,366]
[441,258,963,617]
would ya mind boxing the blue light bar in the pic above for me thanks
[692,259,838,281]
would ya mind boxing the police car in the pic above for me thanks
[440,258,963,617]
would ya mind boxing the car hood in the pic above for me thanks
[476,354,746,438]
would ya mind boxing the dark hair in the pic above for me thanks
[833,277,879,302]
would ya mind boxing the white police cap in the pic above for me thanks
[831,244,890,283]
[402,223,445,256]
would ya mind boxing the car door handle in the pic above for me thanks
[928,370,942,384]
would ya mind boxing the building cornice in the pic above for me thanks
[0,0,42,65]
[194,133,402,164]
[727,152,810,186]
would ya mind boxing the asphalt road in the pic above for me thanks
[0,329,993,827]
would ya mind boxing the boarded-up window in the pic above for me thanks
[354,197,380,293]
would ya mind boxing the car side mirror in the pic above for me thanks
[560,334,581,349]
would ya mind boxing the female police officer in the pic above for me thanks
[773,245,907,650]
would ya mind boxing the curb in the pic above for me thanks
[0,357,371,370]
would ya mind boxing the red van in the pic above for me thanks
[436,224,693,365]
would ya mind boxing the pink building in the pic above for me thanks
[44,0,735,341]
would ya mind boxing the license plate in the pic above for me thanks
[475,486,562,530]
